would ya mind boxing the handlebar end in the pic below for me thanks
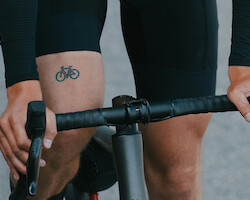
[28,182,37,196]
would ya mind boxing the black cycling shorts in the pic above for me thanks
[36,0,218,102]
[35,0,107,57]
[121,0,219,102]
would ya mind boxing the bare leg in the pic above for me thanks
[27,51,104,200]
[141,113,211,200]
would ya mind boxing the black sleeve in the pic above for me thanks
[0,0,39,87]
[229,0,250,66]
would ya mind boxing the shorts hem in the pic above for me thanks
[36,13,102,57]
[133,64,217,102]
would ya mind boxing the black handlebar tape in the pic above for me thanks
[150,95,237,119]
[56,95,245,130]
[56,107,127,131]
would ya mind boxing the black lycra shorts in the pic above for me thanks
[35,0,107,57]
[121,0,219,102]
[36,0,218,102]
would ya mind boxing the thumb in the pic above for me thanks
[228,89,250,122]
[43,109,57,149]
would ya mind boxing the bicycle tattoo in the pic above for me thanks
[56,66,80,82]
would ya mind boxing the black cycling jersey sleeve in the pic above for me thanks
[229,0,250,66]
[0,0,39,87]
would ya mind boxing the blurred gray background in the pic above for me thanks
[1,0,250,199]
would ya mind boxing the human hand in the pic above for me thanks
[228,66,250,122]
[0,81,57,181]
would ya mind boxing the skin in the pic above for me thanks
[141,114,211,200]
[141,66,250,200]
[0,81,45,180]
[228,66,250,121]
[1,51,105,200]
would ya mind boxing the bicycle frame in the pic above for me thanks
[86,123,148,200]
[112,96,149,200]
[82,96,149,200]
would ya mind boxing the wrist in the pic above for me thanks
[229,66,250,82]
[7,80,42,102]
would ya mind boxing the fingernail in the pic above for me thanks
[40,159,46,167]
[43,139,52,149]
[245,113,250,122]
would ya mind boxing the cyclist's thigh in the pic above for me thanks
[35,0,107,152]
[121,0,218,158]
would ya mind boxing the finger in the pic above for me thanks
[8,113,31,152]
[0,131,26,174]
[0,117,17,148]
[0,142,19,180]
[0,121,29,163]
[43,109,57,149]
[11,123,31,152]
[228,89,250,121]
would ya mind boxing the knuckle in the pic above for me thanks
[0,133,5,140]
[9,114,18,124]
[12,145,20,155]
[16,139,25,148]
[237,102,249,112]
[9,113,23,125]
[227,85,233,93]
[0,118,8,128]
[6,151,14,160]
[48,130,57,137]
[228,86,238,97]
